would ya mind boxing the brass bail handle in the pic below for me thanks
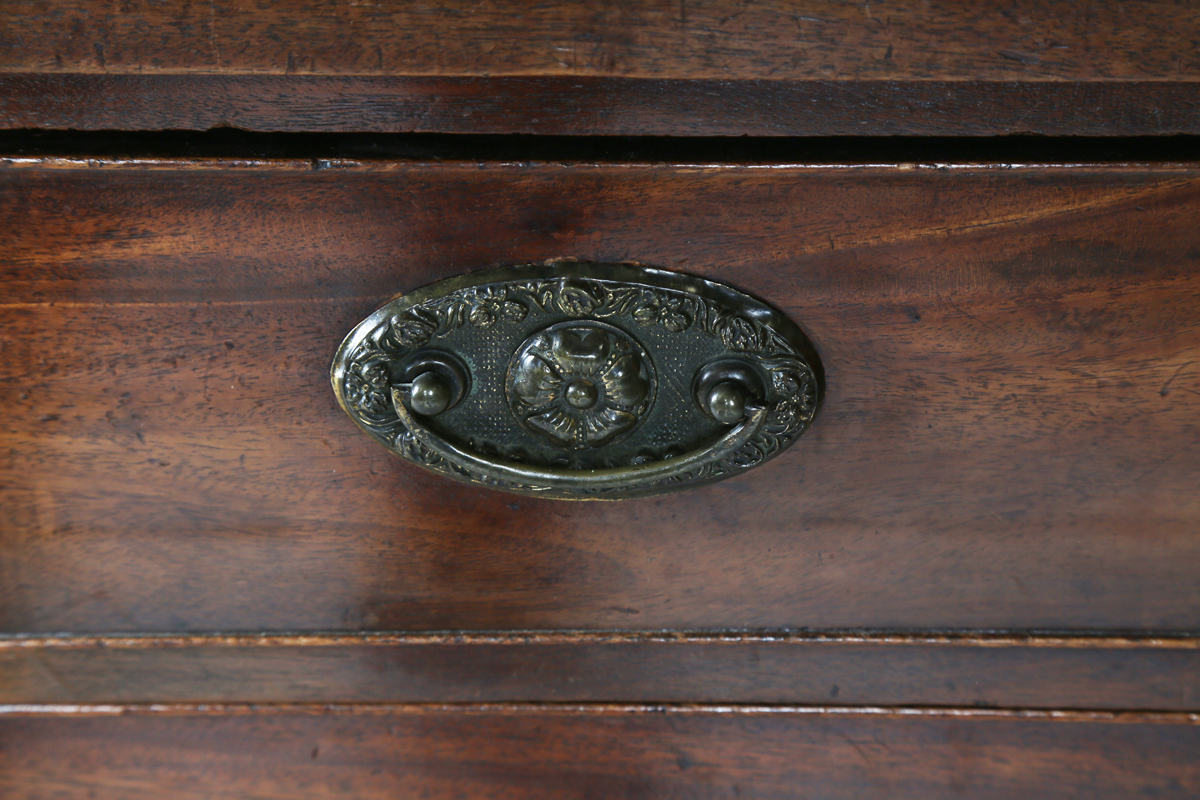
[392,354,771,492]
[331,261,821,499]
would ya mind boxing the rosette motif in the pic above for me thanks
[507,323,654,449]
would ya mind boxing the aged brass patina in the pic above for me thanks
[331,261,823,499]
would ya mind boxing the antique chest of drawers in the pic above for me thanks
[1,2,1199,797]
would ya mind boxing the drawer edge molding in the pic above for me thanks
[3,633,1198,709]
[3,75,1200,137]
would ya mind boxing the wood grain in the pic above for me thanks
[2,0,1197,81]
[1,708,1198,799]
[4,75,1198,137]
[2,1,1197,135]
[2,634,1198,708]
[1,161,1199,634]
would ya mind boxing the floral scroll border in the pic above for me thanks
[340,276,819,497]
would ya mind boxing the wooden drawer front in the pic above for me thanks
[2,158,1198,635]
[3,155,1199,796]
[3,708,1198,800]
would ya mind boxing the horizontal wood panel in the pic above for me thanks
[3,75,1199,136]
[2,0,1196,81]
[1,162,1198,633]
[1,708,1197,799]
[3,1,1197,135]
[2,635,1197,709]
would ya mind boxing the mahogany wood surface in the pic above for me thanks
[4,75,1198,137]
[1,1,1198,135]
[1,159,1198,635]
[2,635,1198,708]
[3,0,1196,80]
[2,708,1198,799]
[4,2,1198,792]
[0,0,1195,80]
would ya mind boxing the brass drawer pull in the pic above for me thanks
[331,261,822,499]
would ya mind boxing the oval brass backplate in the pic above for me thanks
[331,261,823,500]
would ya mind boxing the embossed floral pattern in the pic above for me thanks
[508,324,654,449]
[465,286,528,327]
[716,315,764,352]
[631,295,693,332]
[392,308,438,348]
[555,281,603,316]
[336,264,820,498]
[344,359,392,415]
